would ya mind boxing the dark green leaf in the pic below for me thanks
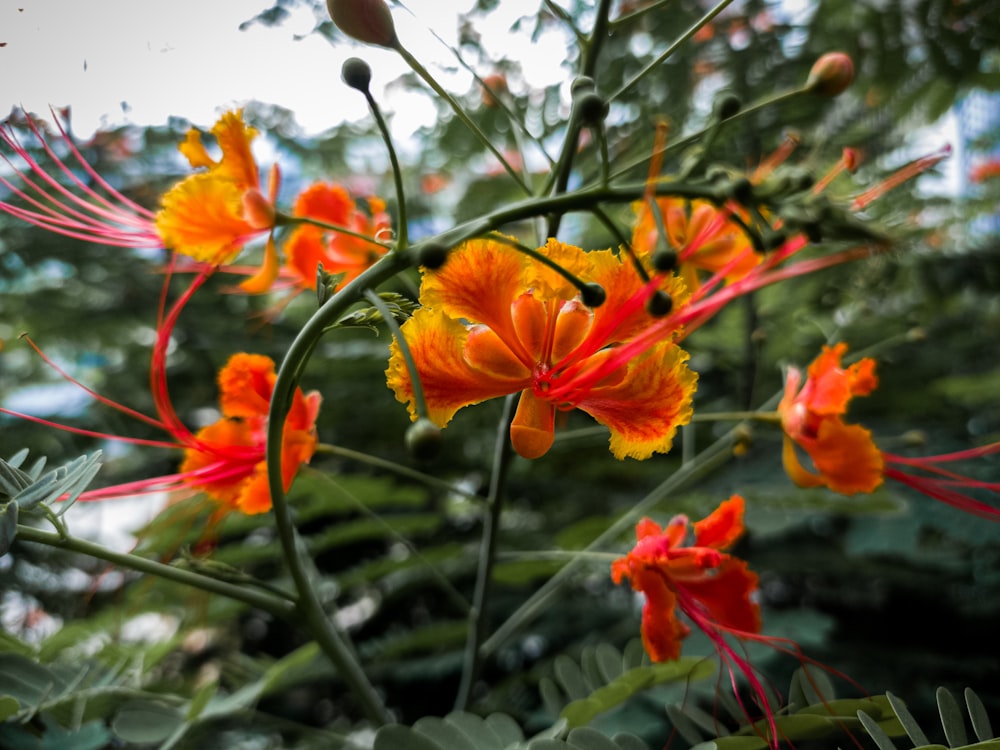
[375,724,445,750]
[111,700,185,744]
[966,689,994,742]
[938,687,969,748]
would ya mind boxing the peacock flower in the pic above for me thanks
[155,110,281,276]
[612,496,761,663]
[0,270,320,516]
[282,182,392,292]
[779,343,1000,518]
[177,353,321,515]
[1,109,281,290]
[612,496,790,743]
[385,236,698,461]
[778,342,884,495]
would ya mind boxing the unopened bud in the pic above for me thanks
[581,282,606,308]
[571,76,596,95]
[646,290,673,317]
[241,189,275,230]
[342,57,373,92]
[327,0,398,48]
[842,147,860,173]
[405,418,443,461]
[481,74,508,108]
[806,52,855,97]
[418,241,450,270]
[652,249,678,272]
[574,91,608,126]
[713,92,742,121]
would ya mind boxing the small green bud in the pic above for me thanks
[652,249,678,273]
[574,91,608,126]
[405,418,443,461]
[341,57,373,92]
[581,282,606,308]
[418,242,450,270]
[713,92,742,120]
[570,76,596,95]
[646,290,673,317]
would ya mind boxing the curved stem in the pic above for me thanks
[608,0,736,103]
[14,525,297,620]
[394,43,533,196]
[454,393,517,711]
[363,91,408,250]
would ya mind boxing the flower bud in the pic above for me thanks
[481,74,508,108]
[327,0,397,48]
[342,57,373,92]
[574,91,609,126]
[580,282,606,308]
[418,241,450,270]
[405,418,443,461]
[805,52,855,97]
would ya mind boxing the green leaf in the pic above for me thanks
[554,655,590,702]
[710,738,769,750]
[561,658,714,728]
[788,665,836,708]
[0,501,17,556]
[887,692,930,746]
[0,695,19,721]
[413,716,479,750]
[375,724,446,750]
[0,453,33,496]
[111,700,185,744]
[445,712,506,750]
[966,689,994,742]
[567,727,621,750]
[938,687,969,748]
[485,713,524,745]
[611,733,650,750]
[860,709,901,750]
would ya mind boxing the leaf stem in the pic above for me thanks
[454,393,517,711]
[14,525,298,620]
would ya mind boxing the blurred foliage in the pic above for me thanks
[2,0,1000,748]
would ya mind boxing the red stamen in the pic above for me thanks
[851,145,952,210]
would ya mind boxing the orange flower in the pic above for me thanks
[778,342,884,495]
[1,271,320,516]
[612,496,761,662]
[386,237,698,460]
[779,343,1000,518]
[155,110,280,267]
[283,182,391,291]
[631,197,760,291]
[179,353,321,515]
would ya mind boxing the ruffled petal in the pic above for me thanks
[636,568,688,662]
[693,495,745,550]
[807,418,885,495]
[155,173,258,263]
[284,226,328,290]
[465,326,533,380]
[419,238,527,355]
[577,342,697,460]
[387,307,527,426]
[211,110,260,189]
[294,182,355,224]
[680,556,761,635]
[217,353,276,419]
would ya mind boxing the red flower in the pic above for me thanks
[779,343,1000,519]
[611,496,761,663]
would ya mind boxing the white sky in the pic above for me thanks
[1,0,569,138]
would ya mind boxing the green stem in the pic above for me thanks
[454,393,517,711]
[363,90,409,250]
[394,43,533,196]
[691,410,781,423]
[280,214,391,250]
[314,443,483,501]
[607,87,809,182]
[608,0,737,103]
[14,525,297,621]
[364,289,425,417]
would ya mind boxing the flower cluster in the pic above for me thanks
[1,109,390,297]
